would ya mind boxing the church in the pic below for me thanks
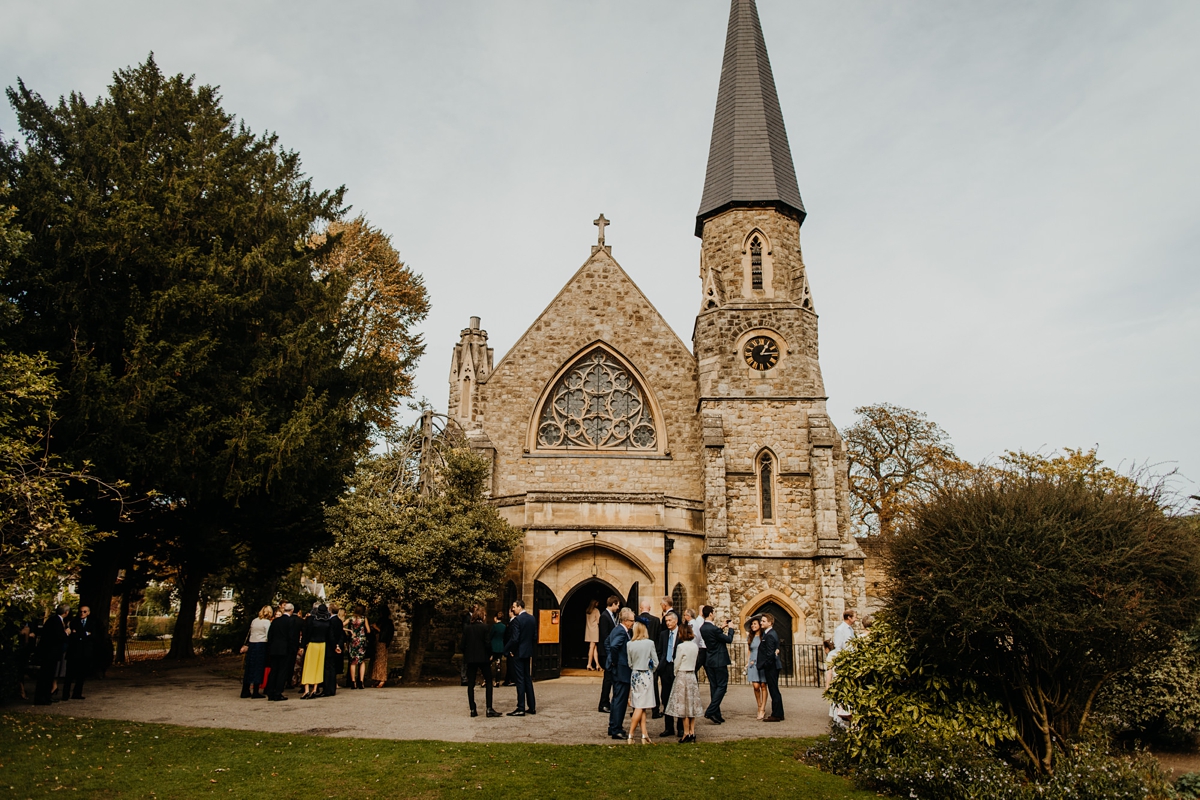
[446,0,866,676]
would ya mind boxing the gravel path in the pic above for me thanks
[22,659,833,745]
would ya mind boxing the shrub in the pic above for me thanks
[886,473,1200,774]
[1176,772,1200,799]
[824,619,1016,759]
[1098,630,1200,748]
[806,728,1175,800]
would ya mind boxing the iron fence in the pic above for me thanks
[700,642,827,688]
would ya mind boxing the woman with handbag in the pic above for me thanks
[239,605,273,698]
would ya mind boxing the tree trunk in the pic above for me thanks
[400,603,434,684]
[115,584,131,664]
[167,569,204,659]
[195,595,209,639]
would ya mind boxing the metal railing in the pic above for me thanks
[700,643,827,688]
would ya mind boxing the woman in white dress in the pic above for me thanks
[584,599,601,670]
[626,621,658,744]
[664,622,703,743]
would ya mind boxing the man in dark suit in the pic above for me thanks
[34,604,70,706]
[605,607,635,739]
[62,605,93,700]
[758,612,785,721]
[505,599,537,716]
[323,606,345,697]
[655,610,681,737]
[597,595,620,713]
[699,605,735,724]
[266,603,302,701]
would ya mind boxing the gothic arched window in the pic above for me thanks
[750,235,763,290]
[671,583,688,614]
[759,451,775,522]
[535,347,659,451]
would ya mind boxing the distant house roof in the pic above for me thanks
[696,0,805,236]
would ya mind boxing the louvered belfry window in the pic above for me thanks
[536,348,658,450]
[751,236,763,290]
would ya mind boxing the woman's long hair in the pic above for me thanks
[258,605,274,620]
[747,616,762,650]
[677,623,694,642]
[631,621,648,641]
[586,599,599,614]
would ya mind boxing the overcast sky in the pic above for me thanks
[3,1,1198,496]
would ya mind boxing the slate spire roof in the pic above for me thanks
[696,0,805,236]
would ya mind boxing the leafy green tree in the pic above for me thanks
[1,56,427,657]
[0,187,94,609]
[886,472,1200,775]
[315,447,522,683]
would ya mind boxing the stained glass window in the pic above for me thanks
[536,349,658,450]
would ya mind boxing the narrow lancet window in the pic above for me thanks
[759,451,774,522]
[751,236,763,290]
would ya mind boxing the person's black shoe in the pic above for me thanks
[507,710,525,717]
[658,730,676,737]
[609,730,628,740]
[762,715,783,722]
[598,705,611,713]
[486,709,502,718]
[527,709,536,715]
[240,687,252,699]
[471,709,478,717]
[71,695,84,700]
[251,691,263,699]
[269,696,288,701]
[651,711,663,719]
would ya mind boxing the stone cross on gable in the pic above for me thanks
[593,214,610,246]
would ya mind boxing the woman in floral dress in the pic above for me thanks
[344,604,370,690]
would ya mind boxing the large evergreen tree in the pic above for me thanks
[0,56,427,656]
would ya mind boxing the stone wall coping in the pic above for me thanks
[526,524,704,535]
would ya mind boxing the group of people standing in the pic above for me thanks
[242,601,394,701]
[592,596,785,743]
[29,603,95,705]
[459,600,537,718]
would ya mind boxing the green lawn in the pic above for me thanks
[0,713,883,799]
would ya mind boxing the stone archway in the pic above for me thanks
[559,578,621,669]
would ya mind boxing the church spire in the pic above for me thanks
[696,0,805,237]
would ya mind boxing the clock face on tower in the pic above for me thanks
[743,336,780,371]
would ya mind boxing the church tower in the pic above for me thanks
[694,0,864,640]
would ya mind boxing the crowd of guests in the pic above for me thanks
[242,601,395,701]
[593,597,786,743]
[454,595,791,743]
[23,603,96,705]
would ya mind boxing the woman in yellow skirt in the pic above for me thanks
[300,604,334,699]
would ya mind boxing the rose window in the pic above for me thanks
[536,349,658,450]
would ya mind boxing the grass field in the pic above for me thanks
[1,713,884,799]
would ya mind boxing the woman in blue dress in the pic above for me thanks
[746,616,766,720]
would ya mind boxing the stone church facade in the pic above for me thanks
[446,0,865,672]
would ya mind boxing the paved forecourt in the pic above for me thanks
[25,662,832,744]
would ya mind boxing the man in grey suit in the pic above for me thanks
[505,599,537,716]
[699,605,734,724]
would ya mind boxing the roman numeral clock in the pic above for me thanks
[743,335,780,370]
